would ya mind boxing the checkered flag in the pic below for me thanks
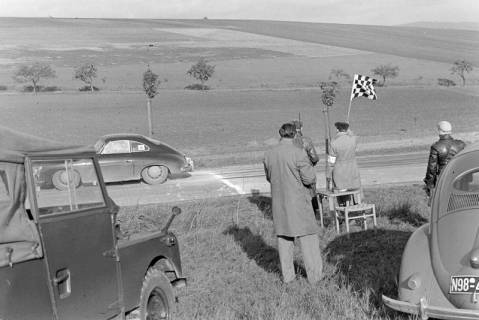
[350,74,378,101]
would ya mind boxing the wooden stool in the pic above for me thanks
[316,189,361,229]
[335,203,377,233]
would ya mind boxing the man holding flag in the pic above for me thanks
[325,74,377,201]
[328,121,361,205]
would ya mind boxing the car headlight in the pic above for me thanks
[185,157,194,168]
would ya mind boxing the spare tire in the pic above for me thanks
[52,170,81,191]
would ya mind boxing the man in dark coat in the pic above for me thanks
[263,122,323,284]
[424,121,466,197]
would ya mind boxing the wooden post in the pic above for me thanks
[323,106,332,191]
[147,99,153,137]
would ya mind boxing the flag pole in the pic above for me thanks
[347,75,355,122]
[347,99,352,122]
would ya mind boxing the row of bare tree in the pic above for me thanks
[328,60,473,87]
[11,58,216,94]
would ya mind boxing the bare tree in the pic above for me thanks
[13,62,56,93]
[319,81,339,191]
[187,58,215,90]
[74,63,98,92]
[450,60,473,86]
[371,64,399,86]
[142,67,161,137]
[328,68,350,82]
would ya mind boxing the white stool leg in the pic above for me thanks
[345,208,350,233]
[364,211,367,230]
[335,210,340,233]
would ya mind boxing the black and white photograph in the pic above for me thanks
[0,0,478,319]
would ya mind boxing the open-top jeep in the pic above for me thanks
[0,127,185,319]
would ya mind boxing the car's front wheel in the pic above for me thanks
[139,268,175,320]
[141,165,169,184]
[52,170,81,190]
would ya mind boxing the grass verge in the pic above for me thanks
[118,184,428,319]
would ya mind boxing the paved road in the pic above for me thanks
[106,152,429,206]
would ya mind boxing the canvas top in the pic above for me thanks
[0,126,93,163]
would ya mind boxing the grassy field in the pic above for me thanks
[0,17,478,92]
[1,86,478,167]
[199,19,479,66]
[119,184,429,319]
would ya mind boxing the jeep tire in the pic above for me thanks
[139,268,175,320]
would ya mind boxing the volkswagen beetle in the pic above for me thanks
[383,142,479,319]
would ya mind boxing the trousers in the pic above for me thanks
[277,233,323,284]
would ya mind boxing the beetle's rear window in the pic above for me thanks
[453,170,479,192]
[448,169,479,212]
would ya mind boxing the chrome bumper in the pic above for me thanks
[181,157,194,172]
[382,295,479,320]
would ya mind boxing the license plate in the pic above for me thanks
[450,276,479,294]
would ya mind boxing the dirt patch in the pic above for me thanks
[157,27,368,58]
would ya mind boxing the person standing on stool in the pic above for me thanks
[328,121,361,205]
[263,122,323,284]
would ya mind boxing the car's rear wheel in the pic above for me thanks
[141,165,169,184]
[52,170,81,190]
[139,269,175,320]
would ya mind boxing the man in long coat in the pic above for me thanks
[263,122,323,284]
[329,121,361,192]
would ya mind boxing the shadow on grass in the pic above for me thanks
[326,229,412,308]
[383,201,428,227]
[247,190,272,220]
[223,225,306,279]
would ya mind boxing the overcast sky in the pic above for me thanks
[0,0,478,26]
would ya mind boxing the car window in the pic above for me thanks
[131,141,150,152]
[101,140,130,154]
[31,159,105,216]
[453,169,479,192]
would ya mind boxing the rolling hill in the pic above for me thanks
[0,17,478,66]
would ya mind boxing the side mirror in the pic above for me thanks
[172,206,182,216]
[161,206,182,233]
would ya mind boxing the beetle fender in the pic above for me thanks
[398,224,432,303]
[398,224,453,308]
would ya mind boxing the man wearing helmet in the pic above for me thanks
[424,121,466,198]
